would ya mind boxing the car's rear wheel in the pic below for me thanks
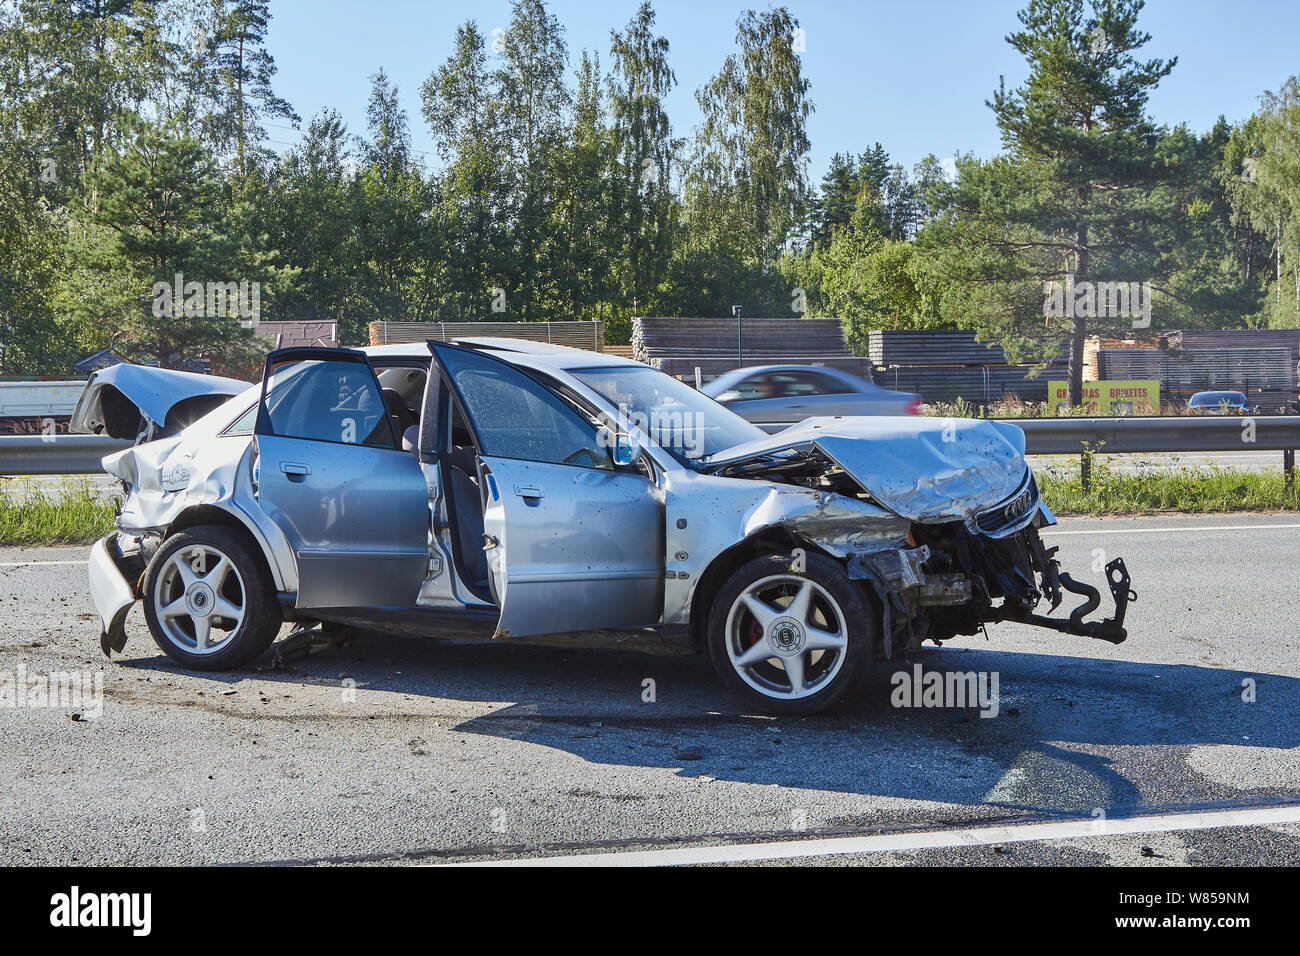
[142,525,281,670]
[706,551,877,715]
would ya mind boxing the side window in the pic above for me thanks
[261,359,394,448]
[769,373,803,397]
[222,403,258,437]
[795,372,850,396]
[735,373,779,400]
[436,347,612,469]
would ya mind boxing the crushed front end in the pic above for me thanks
[888,474,1135,651]
[699,415,1135,658]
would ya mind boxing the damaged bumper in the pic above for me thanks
[88,535,137,655]
[850,515,1135,654]
[995,553,1136,645]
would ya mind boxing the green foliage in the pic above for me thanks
[81,118,266,368]
[1223,77,1300,328]
[687,7,812,271]
[959,0,1176,391]
[607,1,679,328]
[0,0,1298,375]
[1037,461,1300,514]
[0,481,116,545]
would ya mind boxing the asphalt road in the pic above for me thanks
[1,513,1298,866]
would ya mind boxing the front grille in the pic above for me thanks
[975,477,1037,535]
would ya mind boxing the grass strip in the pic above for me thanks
[0,481,116,545]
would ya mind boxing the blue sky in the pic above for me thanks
[265,0,1300,179]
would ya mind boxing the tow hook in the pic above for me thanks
[1007,557,1136,645]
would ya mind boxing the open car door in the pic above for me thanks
[428,342,664,638]
[254,347,428,609]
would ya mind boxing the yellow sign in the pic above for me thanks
[1047,380,1160,416]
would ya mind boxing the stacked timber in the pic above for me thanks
[1082,335,1158,381]
[1099,346,1291,411]
[1095,348,1163,380]
[867,329,1066,405]
[869,330,1008,366]
[600,344,638,361]
[868,330,1071,366]
[631,317,870,381]
[368,320,605,351]
[1162,328,1300,366]
[873,364,1060,404]
[1100,346,1293,393]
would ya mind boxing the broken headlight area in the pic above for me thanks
[862,521,1134,655]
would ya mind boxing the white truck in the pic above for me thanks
[0,380,85,433]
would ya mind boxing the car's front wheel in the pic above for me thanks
[142,525,281,670]
[706,551,877,715]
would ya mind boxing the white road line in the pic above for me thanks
[1042,523,1300,536]
[0,559,87,567]
[445,804,1300,867]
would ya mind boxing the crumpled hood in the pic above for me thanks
[702,416,1029,522]
[70,363,250,437]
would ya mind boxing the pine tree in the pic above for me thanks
[207,0,298,178]
[985,0,1176,402]
[84,119,259,368]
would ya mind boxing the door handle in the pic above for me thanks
[513,483,543,499]
[280,461,311,480]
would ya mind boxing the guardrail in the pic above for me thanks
[1010,415,1300,455]
[1015,416,1300,489]
[3,417,1299,487]
[756,415,1300,489]
[0,435,132,476]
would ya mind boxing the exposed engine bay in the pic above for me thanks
[707,444,1135,656]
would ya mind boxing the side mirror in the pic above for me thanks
[402,424,418,455]
[613,433,641,466]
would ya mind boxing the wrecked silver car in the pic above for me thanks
[84,339,1134,714]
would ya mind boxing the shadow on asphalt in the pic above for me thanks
[118,629,1299,815]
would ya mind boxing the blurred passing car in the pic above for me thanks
[702,365,920,424]
[1187,390,1251,415]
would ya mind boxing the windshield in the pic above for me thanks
[568,365,766,465]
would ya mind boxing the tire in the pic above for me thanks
[142,525,282,670]
[706,551,877,715]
